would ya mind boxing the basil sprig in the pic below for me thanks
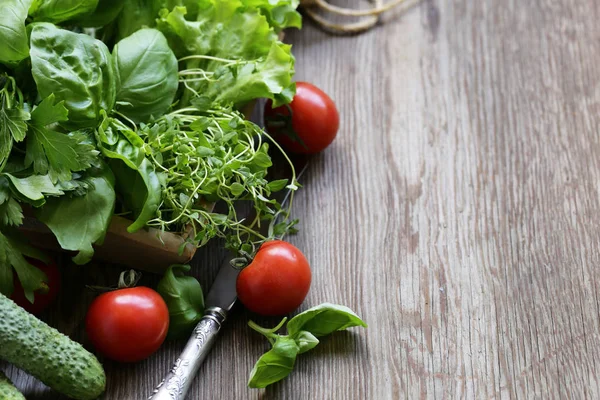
[157,264,204,340]
[247,303,367,389]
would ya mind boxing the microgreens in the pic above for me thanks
[137,105,299,255]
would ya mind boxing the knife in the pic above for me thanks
[149,159,308,400]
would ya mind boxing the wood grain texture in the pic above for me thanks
[5,0,600,398]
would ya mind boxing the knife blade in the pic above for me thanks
[149,158,308,400]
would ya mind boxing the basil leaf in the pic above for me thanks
[95,113,161,233]
[287,303,368,338]
[113,29,178,122]
[95,112,145,169]
[157,264,205,340]
[248,336,299,389]
[115,0,158,41]
[29,0,99,24]
[37,163,116,265]
[109,157,162,233]
[76,0,124,27]
[294,330,319,354]
[0,0,32,64]
[30,23,116,129]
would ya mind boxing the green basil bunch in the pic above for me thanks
[248,303,367,388]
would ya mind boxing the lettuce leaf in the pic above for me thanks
[241,0,301,31]
[0,0,32,64]
[158,1,295,107]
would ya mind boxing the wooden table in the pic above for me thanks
[5,0,600,398]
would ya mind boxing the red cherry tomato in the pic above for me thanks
[236,240,311,316]
[11,258,61,315]
[86,287,169,363]
[265,82,339,154]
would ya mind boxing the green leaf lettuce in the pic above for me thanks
[158,1,295,107]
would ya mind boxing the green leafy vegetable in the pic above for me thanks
[95,112,145,168]
[136,105,298,252]
[0,75,29,172]
[0,0,32,64]
[248,336,299,389]
[29,0,99,24]
[113,28,179,122]
[157,264,204,339]
[76,0,124,27]
[30,23,116,129]
[0,0,301,273]
[247,303,367,388]
[286,303,368,337]
[4,173,65,206]
[158,2,295,107]
[293,330,319,354]
[115,0,159,41]
[0,168,62,304]
[267,179,289,192]
[94,113,162,232]
[242,0,301,31]
[110,157,162,233]
[0,198,23,227]
[25,94,99,183]
[0,230,48,302]
[37,163,116,264]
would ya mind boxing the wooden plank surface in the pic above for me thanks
[5,0,600,398]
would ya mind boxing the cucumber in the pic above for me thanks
[0,371,25,400]
[0,293,105,400]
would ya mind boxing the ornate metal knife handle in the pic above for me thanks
[149,307,227,400]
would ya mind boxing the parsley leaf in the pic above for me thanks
[0,75,30,172]
[0,178,23,227]
[0,230,48,302]
[25,94,99,183]
[3,173,65,207]
[37,163,116,265]
[0,198,23,227]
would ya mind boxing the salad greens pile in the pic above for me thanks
[0,0,301,302]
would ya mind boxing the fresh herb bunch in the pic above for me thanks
[96,105,300,255]
[140,106,299,253]
[0,0,302,303]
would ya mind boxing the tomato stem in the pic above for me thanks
[118,270,142,289]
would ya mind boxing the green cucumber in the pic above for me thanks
[0,293,106,400]
[0,371,25,400]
